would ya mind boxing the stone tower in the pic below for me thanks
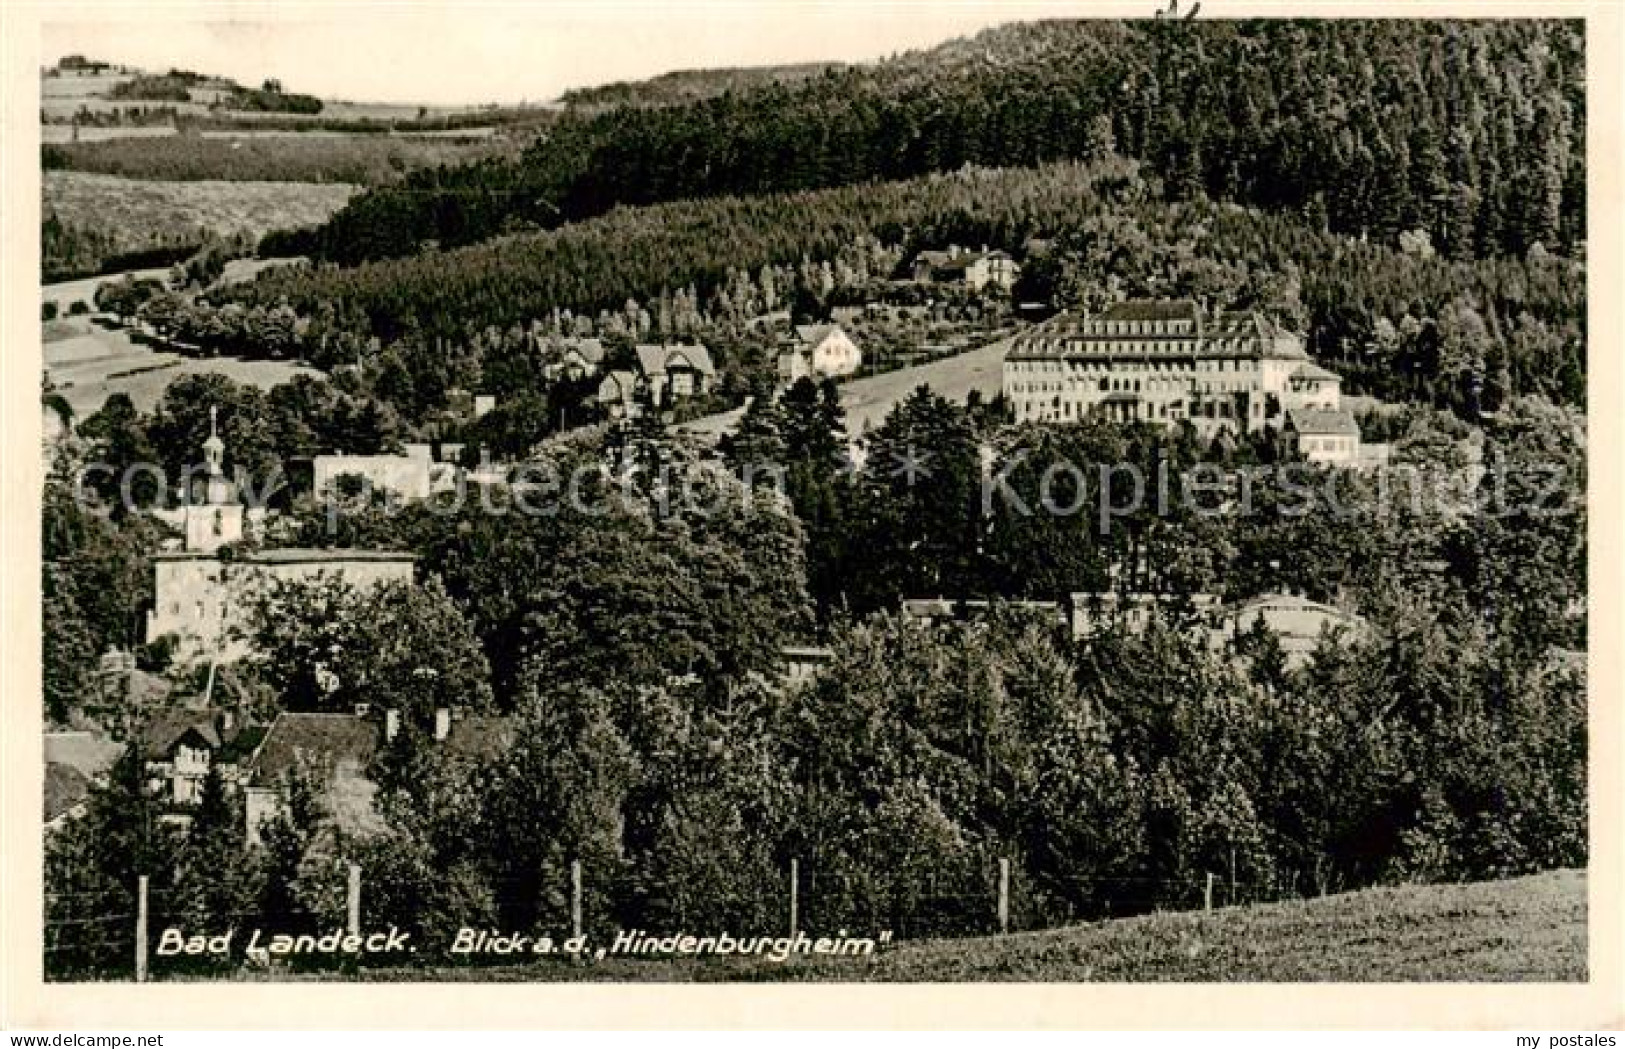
[184,406,244,553]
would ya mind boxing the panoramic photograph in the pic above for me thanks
[35,8,1588,987]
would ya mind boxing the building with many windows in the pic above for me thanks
[1003,299,1350,436]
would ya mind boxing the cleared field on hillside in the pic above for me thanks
[43,315,318,418]
[43,171,357,254]
[42,266,171,314]
[45,132,517,184]
[221,870,1582,984]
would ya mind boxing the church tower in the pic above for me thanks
[184,406,244,553]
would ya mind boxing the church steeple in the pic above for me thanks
[203,405,225,478]
[184,404,244,553]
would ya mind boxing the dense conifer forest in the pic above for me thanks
[287,20,1584,265]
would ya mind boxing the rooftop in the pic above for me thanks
[153,548,417,565]
[1096,299,1200,323]
[1007,301,1308,361]
[247,712,381,787]
[794,323,839,347]
[1290,362,1343,382]
[45,763,91,823]
[246,711,515,785]
[140,709,224,760]
[1287,408,1361,437]
[636,343,716,378]
[43,731,122,779]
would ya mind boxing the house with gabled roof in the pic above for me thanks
[1284,408,1363,466]
[552,337,607,381]
[139,708,255,807]
[779,323,862,384]
[912,245,1020,292]
[635,343,716,406]
[1283,361,1343,412]
[241,707,514,847]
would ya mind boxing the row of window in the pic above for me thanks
[1008,376,1262,397]
[1010,355,1262,374]
[1016,396,1267,423]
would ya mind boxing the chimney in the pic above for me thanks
[434,708,451,742]
[385,708,400,742]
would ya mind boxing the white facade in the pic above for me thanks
[780,324,862,383]
[1004,300,1346,437]
[147,550,417,664]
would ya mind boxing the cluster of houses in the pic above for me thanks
[550,323,868,420]
[1003,299,1390,468]
[144,412,419,665]
[49,285,1398,851]
[910,245,1022,293]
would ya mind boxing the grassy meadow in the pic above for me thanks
[200,871,1584,984]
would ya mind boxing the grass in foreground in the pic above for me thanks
[215,869,1584,984]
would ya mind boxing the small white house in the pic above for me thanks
[779,324,862,383]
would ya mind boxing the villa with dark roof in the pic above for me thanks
[595,343,717,418]
[241,708,514,846]
[912,246,1020,292]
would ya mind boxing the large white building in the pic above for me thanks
[1003,300,1351,437]
[147,411,416,664]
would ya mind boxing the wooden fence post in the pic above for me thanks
[347,863,362,937]
[788,857,799,937]
[997,857,1010,935]
[135,875,149,983]
[570,859,583,939]
[1204,871,1215,913]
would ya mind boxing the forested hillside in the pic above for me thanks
[223,161,1583,420]
[292,19,1584,265]
[559,63,845,113]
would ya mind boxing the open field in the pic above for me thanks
[198,870,1583,984]
[42,267,171,315]
[45,133,518,184]
[43,172,357,270]
[681,335,1012,442]
[41,125,177,144]
[43,314,318,418]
